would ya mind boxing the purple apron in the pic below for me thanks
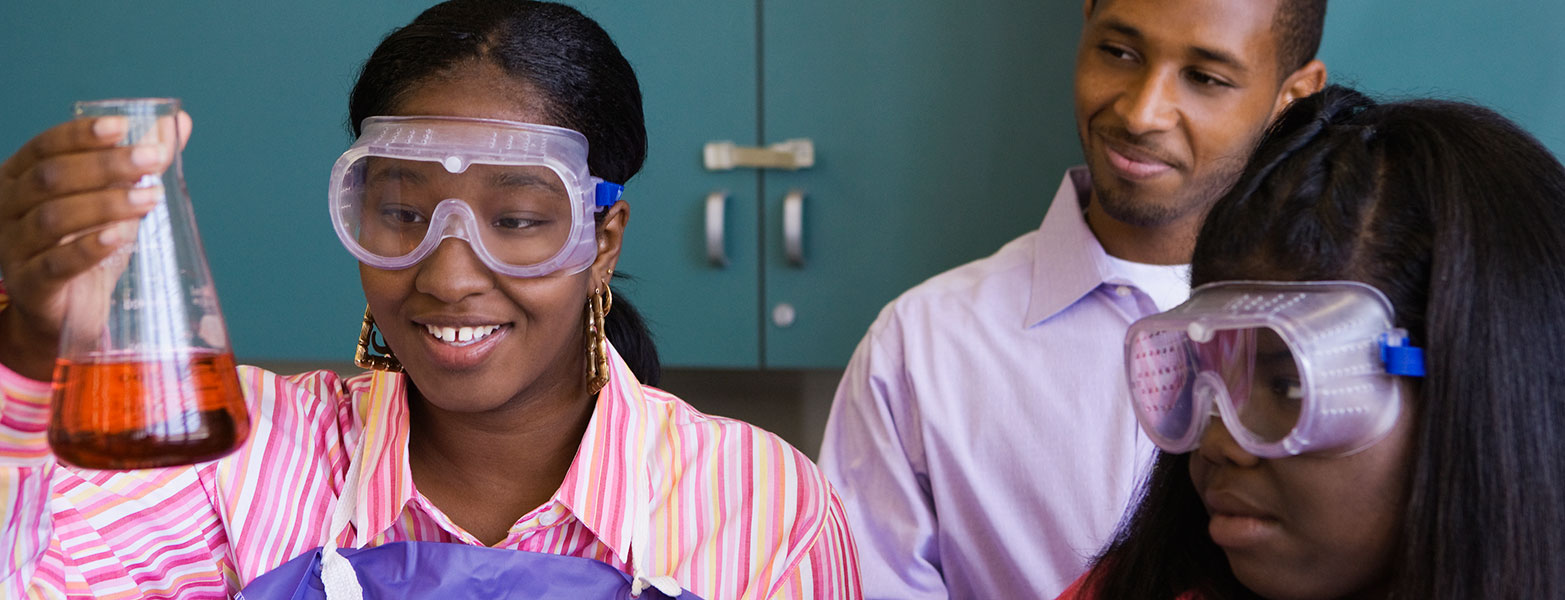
[235,542,698,600]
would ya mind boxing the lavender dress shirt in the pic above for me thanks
[820,168,1192,599]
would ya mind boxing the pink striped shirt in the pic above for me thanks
[0,336,861,599]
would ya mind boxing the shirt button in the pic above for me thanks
[537,511,558,526]
[1116,285,1133,297]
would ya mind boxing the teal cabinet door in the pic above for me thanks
[569,2,763,368]
[577,1,1087,369]
[760,1,1085,368]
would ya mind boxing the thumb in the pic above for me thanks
[177,110,193,151]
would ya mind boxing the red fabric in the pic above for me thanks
[1055,573,1092,599]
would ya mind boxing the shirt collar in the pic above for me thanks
[346,343,650,565]
[345,368,415,548]
[552,343,652,565]
[1023,167,1121,327]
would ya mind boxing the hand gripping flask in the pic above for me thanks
[49,98,249,469]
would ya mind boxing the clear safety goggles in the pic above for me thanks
[328,116,623,278]
[1124,281,1426,458]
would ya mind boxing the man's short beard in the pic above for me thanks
[1092,152,1250,229]
[1093,184,1188,228]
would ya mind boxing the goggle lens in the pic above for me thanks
[1124,280,1419,458]
[1127,329,1200,442]
[340,157,575,269]
[1129,326,1305,449]
[1228,328,1304,444]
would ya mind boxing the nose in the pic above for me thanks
[1195,416,1261,468]
[1192,372,1260,466]
[414,237,494,303]
[1115,68,1180,136]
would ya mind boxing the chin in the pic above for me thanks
[1092,179,1186,228]
[412,385,517,414]
[1228,560,1350,600]
[402,363,518,413]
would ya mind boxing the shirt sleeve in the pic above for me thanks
[0,355,234,598]
[0,281,236,597]
[766,488,863,600]
[817,315,950,600]
[0,358,60,597]
[0,284,61,594]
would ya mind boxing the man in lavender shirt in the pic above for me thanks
[819,0,1330,597]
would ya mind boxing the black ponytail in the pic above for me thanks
[604,274,660,386]
[1193,85,1386,284]
[1216,85,1376,215]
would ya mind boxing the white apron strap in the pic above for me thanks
[626,383,681,598]
[628,491,681,597]
[321,452,367,600]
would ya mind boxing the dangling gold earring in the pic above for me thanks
[356,305,403,372]
[585,278,613,394]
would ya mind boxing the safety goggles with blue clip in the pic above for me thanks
[1124,280,1426,458]
[329,115,623,278]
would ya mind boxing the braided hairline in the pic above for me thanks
[1192,87,1379,284]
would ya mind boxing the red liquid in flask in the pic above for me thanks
[49,350,249,469]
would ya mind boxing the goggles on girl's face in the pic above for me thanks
[1124,280,1426,458]
[328,116,624,278]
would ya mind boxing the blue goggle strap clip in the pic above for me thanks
[594,181,624,210]
[1379,329,1426,377]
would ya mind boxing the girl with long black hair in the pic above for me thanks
[1062,85,1565,599]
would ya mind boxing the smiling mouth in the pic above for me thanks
[1103,144,1175,179]
[424,323,506,346]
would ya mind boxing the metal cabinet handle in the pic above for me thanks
[705,190,728,267]
[704,138,814,171]
[783,189,806,267]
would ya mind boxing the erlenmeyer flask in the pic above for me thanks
[48,98,249,470]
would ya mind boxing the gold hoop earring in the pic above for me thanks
[356,305,403,372]
[585,280,613,394]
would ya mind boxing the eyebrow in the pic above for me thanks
[1255,350,1295,368]
[1191,46,1250,76]
[366,164,425,185]
[1102,19,1144,40]
[491,171,564,192]
[1099,17,1251,76]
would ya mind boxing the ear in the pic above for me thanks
[590,201,629,285]
[1272,59,1328,118]
[1082,0,1096,20]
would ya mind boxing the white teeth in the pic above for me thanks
[424,324,502,346]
